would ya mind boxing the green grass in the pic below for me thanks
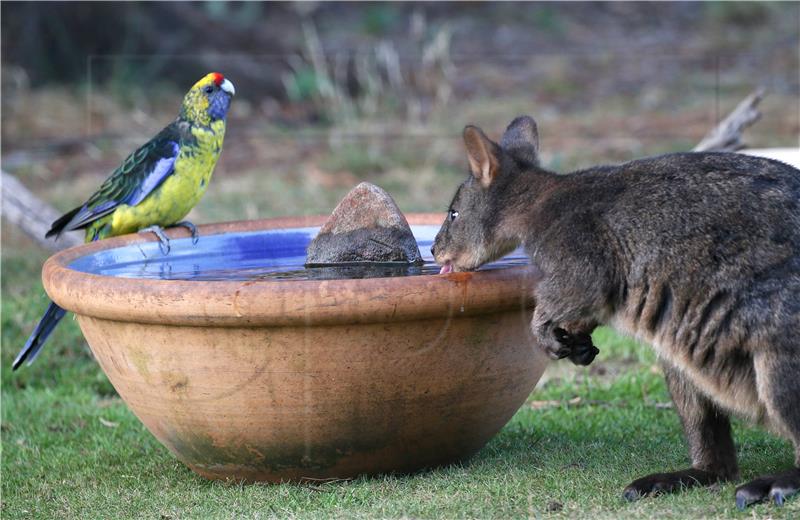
[2,235,799,519]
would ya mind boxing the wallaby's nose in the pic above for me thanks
[430,244,436,256]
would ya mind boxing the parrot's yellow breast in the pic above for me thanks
[103,120,226,238]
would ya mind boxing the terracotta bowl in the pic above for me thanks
[42,214,548,482]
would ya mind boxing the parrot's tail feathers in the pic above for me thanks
[13,302,67,370]
[46,206,83,238]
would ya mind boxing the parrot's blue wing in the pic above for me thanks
[46,123,182,238]
[124,146,179,206]
[52,200,120,235]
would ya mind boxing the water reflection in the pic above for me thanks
[121,258,529,281]
[69,226,530,282]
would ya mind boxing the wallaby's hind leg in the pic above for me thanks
[735,351,800,509]
[624,363,739,501]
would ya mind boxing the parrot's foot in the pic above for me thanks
[174,220,199,245]
[139,225,171,255]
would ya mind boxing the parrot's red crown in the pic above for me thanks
[212,73,224,86]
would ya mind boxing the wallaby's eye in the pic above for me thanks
[449,210,459,221]
[204,85,214,94]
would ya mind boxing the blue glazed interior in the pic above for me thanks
[67,225,528,281]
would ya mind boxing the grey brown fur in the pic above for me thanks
[432,116,800,508]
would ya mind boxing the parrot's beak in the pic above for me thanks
[220,79,235,96]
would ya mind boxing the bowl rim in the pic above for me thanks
[42,214,539,327]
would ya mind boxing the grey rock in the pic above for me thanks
[306,182,423,266]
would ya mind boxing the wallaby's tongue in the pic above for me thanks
[439,263,453,274]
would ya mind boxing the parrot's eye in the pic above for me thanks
[204,85,214,94]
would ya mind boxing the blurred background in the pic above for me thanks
[2,1,798,232]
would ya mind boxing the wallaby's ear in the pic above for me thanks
[463,125,501,188]
[500,116,539,165]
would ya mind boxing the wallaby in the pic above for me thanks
[432,116,800,509]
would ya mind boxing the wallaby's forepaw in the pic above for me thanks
[735,468,800,509]
[623,468,721,501]
[553,328,599,366]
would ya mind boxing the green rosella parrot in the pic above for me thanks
[13,72,235,370]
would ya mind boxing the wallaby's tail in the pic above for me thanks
[13,301,67,370]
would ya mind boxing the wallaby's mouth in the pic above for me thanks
[439,261,454,275]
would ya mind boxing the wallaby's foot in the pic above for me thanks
[623,468,723,501]
[553,328,599,366]
[174,220,199,244]
[139,225,171,255]
[735,468,800,509]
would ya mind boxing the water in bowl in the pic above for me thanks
[68,225,529,281]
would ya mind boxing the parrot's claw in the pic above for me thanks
[139,225,171,255]
[175,220,199,245]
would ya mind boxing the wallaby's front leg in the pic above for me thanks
[531,303,599,366]
[554,326,599,366]
[528,260,616,365]
[623,362,738,501]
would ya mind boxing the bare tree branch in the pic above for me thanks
[693,88,766,152]
[1,170,82,251]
